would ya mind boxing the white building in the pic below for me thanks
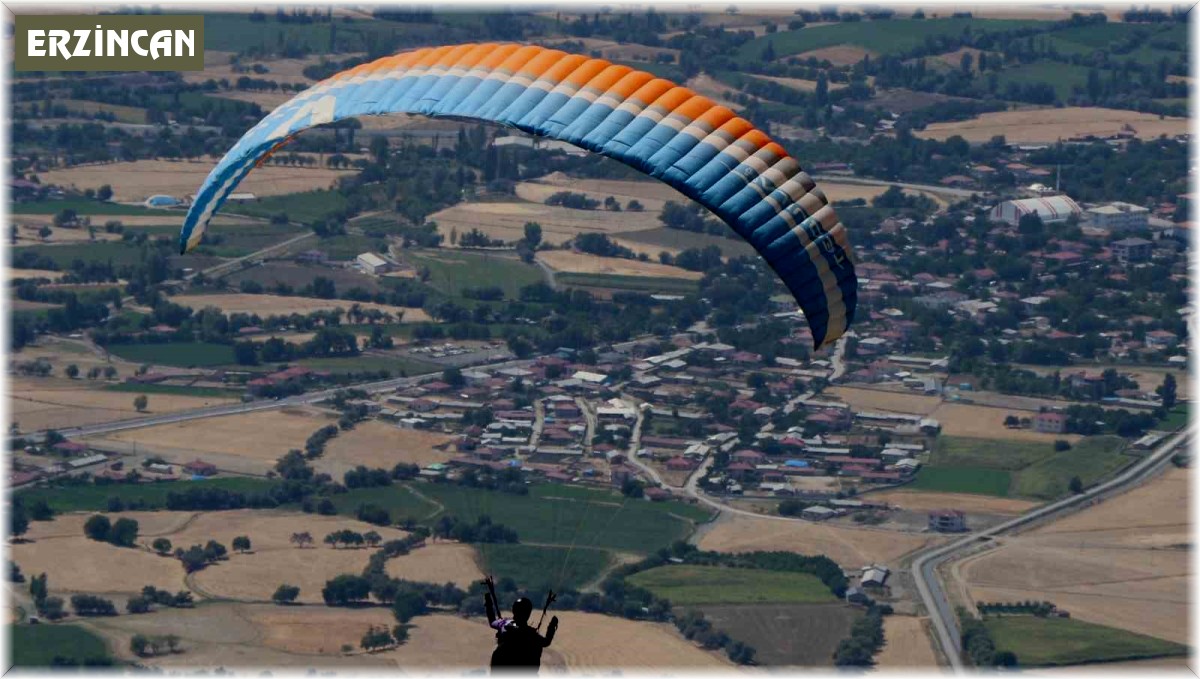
[1086,202,1149,232]
[990,195,1082,226]
[357,252,392,275]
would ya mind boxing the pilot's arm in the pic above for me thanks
[543,616,559,647]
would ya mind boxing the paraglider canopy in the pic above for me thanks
[180,42,858,348]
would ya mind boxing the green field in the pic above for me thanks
[415,482,713,554]
[11,624,114,667]
[908,466,1013,497]
[12,200,159,216]
[739,18,1041,63]
[932,436,1055,471]
[13,242,146,268]
[403,249,544,301]
[15,478,280,513]
[994,61,1093,101]
[1011,436,1130,500]
[1161,404,1189,431]
[628,565,836,605]
[104,342,238,368]
[103,383,241,398]
[223,189,350,224]
[477,543,613,594]
[985,616,1187,667]
[557,272,700,295]
[327,484,442,522]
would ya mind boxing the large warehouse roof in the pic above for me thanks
[998,195,1082,222]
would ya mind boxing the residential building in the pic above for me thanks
[1112,237,1153,264]
[928,509,967,532]
[1034,411,1067,434]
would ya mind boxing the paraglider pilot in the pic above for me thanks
[484,575,558,672]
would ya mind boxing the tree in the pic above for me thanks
[1003,415,1020,428]
[361,625,395,652]
[39,596,66,621]
[30,572,48,605]
[290,531,314,548]
[10,501,29,539]
[65,364,79,379]
[133,395,149,412]
[391,589,427,623]
[1053,440,1071,452]
[108,517,139,547]
[152,538,173,555]
[322,574,371,606]
[83,514,111,542]
[130,634,151,657]
[1068,476,1084,494]
[96,185,113,202]
[272,584,301,605]
[232,536,252,553]
[523,221,542,248]
[364,531,382,547]
[178,546,209,573]
[204,540,228,562]
[126,596,152,614]
[1157,374,1178,410]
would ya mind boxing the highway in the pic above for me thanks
[911,426,1193,671]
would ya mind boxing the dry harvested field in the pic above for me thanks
[11,300,61,311]
[155,510,407,554]
[209,89,296,109]
[91,406,334,473]
[796,45,876,66]
[6,268,66,281]
[23,511,195,541]
[35,160,355,203]
[958,467,1190,644]
[914,107,1190,144]
[168,293,430,322]
[185,51,365,87]
[876,615,938,668]
[828,385,941,414]
[15,213,257,229]
[191,544,384,603]
[1017,363,1190,401]
[385,543,482,587]
[934,402,1084,442]
[536,250,702,280]
[697,512,942,568]
[869,489,1039,516]
[751,73,848,92]
[541,611,731,669]
[541,37,680,62]
[318,420,457,474]
[16,337,141,376]
[10,376,236,432]
[10,535,185,594]
[685,74,759,110]
[516,176,682,214]
[431,200,660,247]
[930,47,995,73]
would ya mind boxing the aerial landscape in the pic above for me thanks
[4,2,1194,673]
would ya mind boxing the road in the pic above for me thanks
[830,331,852,382]
[911,427,1193,670]
[810,174,977,200]
[195,231,316,280]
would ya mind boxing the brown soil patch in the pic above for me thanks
[959,467,1191,644]
[10,376,236,432]
[877,615,938,667]
[318,420,456,474]
[698,513,941,568]
[169,293,430,322]
[191,546,381,603]
[159,509,408,554]
[35,159,355,203]
[795,45,875,66]
[536,250,702,280]
[751,73,848,92]
[828,386,941,414]
[22,511,196,541]
[532,173,688,204]
[384,543,482,587]
[243,604,397,654]
[933,402,1083,442]
[10,536,185,595]
[868,490,1039,515]
[914,107,1190,144]
[542,611,731,669]
[685,74,758,110]
[6,268,66,281]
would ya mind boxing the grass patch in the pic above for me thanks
[403,249,544,300]
[104,342,238,368]
[13,242,146,268]
[932,436,1055,471]
[994,61,1093,101]
[11,623,114,667]
[15,477,279,513]
[1011,436,1130,500]
[909,466,1012,496]
[477,543,613,594]
[628,565,836,605]
[102,383,241,398]
[1160,404,1189,431]
[556,272,699,295]
[985,616,1187,667]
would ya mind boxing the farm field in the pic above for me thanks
[958,466,1190,644]
[317,421,457,476]
[541,611,731,669]
[11,533,187,594]
[476,543,613,594]
[933,402,1083,441]
[795,44,874,66]
[984,616,1187,667]
[102,342,238,368]
[1011,436,1132,499]
[868,489,1038,516]
[430,200,661,248]
[695,603,859,666]
[88,407,336,474]
[11,223,122,245]
[556,272,700,295]
[536,250,701,280]
[908,466,1013,497]
[613,227,756,258]
[828,385,940,414]
[168,294,430,322]
[516,175,683,213]
[34,160,356,204]
[696,513,941,568]
[914,106,1190,143]
[11,624,114,667]
[10,376,236,432]
[191,543,386,603]
[21,511,196,541]
[876,615,938,668]
[627,565,835,605]
[385,543,482,588]
[14,478,279,514]
[400,249,543,300]
[6,267,66,281]
[225,262,385,294]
